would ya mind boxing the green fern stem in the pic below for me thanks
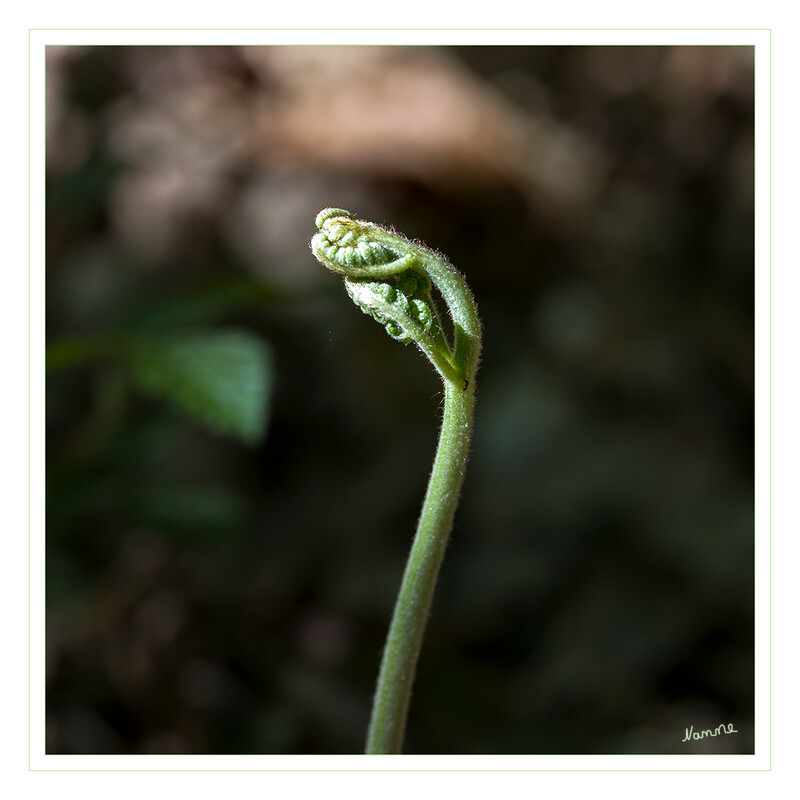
[365,379,475,753]
[310,208,482,755]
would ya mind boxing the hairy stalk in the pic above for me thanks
[310,208,482,754]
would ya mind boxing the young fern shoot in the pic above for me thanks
[310,208,482,754]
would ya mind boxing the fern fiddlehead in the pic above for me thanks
[311,208,482,754]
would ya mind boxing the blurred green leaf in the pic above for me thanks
[129,484,247,544]
[127,329,273,444]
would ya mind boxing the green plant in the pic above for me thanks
[46,278,275,446]
[310,208,482,754]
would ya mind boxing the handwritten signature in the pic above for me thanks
[682,723,738,742]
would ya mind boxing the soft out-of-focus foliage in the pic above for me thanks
[46,45,754,755]
[126,329,273,444]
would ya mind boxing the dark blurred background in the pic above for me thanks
[45,44,754,755]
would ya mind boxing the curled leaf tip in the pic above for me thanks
[309,207,479,388]
[315,207,354,229]
[311,208,414,279]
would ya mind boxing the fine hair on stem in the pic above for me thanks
[310,208,482,754]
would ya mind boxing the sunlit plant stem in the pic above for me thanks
[310,209,482,754]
